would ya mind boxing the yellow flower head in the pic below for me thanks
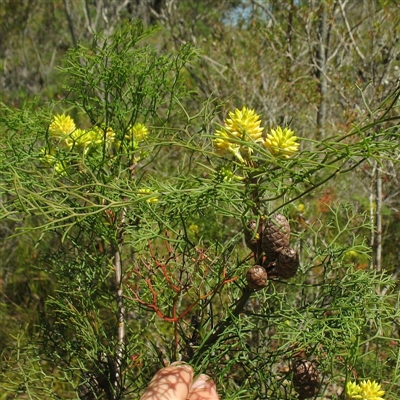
[126,123,149,142]
[85,127,104,146]
[65,128,90,149]
[346,380,385,400]
[297,203,305,213]
[104,126,115,143]
[346,381,362,399]
[359,380,385,400]
[188,224,199,235]
[263,126,299,158]
[53,161,67,176]
[40,149,57,167]
[85,126,115,146]
[213,107,264,162]
[49,114,76,139]
[225,107,264,142]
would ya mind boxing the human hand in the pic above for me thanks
[140,362,220,400]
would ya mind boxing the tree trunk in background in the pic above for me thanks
[63,0,77,48]
[285,0,294,84]
[315,1,329,139]
[127,0,166,26]
[376,167,382,273]
[369,164,376,271]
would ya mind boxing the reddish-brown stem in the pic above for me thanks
[128,261,238,325]
[127,239,242,365]
[160,264,181,292]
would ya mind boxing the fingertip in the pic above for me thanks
[140,363,194,400]
[190,374,210,390]
[170,361,187,366]
[188,374,219,400]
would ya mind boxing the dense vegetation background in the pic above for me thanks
[1,1,400,399]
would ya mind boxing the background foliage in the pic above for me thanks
[1,1,400,399]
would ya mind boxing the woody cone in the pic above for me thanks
[262,213,290,261]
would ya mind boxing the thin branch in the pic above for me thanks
[376,167,382,276]
[82,0,95,35]
[113,208,126,399]
[249,0,278,26]
[369,163,376,270]
[316,1,329,138]
[189,285,254,364]
[63,0,78,48]
[339,0,364,61]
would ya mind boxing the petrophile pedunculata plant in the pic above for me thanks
[1,20,400,400]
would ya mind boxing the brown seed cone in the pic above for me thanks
[244,220,261,253]
[246,265,268,290]
[292,359,320,399]
[273,247,299,279]
[261,214,290,261]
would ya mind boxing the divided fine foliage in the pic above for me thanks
[1,22,400,399]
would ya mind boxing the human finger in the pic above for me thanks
[188,374,220,400]
[140,363,194,400]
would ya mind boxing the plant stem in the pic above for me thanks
[376,167,382,279]
[112,209,126,399]
[190,286,254,364]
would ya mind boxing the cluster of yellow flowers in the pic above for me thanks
[125,122,149,142]
[346,380,385,400]
[44,113,150,173]
[213,106,299,162]
[46,114,158,202]
[48,114,148,152]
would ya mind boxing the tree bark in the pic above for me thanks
[63,0,77,48]
[376,168,382,275]
[112,209,126,399]
[315,1,329,139]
